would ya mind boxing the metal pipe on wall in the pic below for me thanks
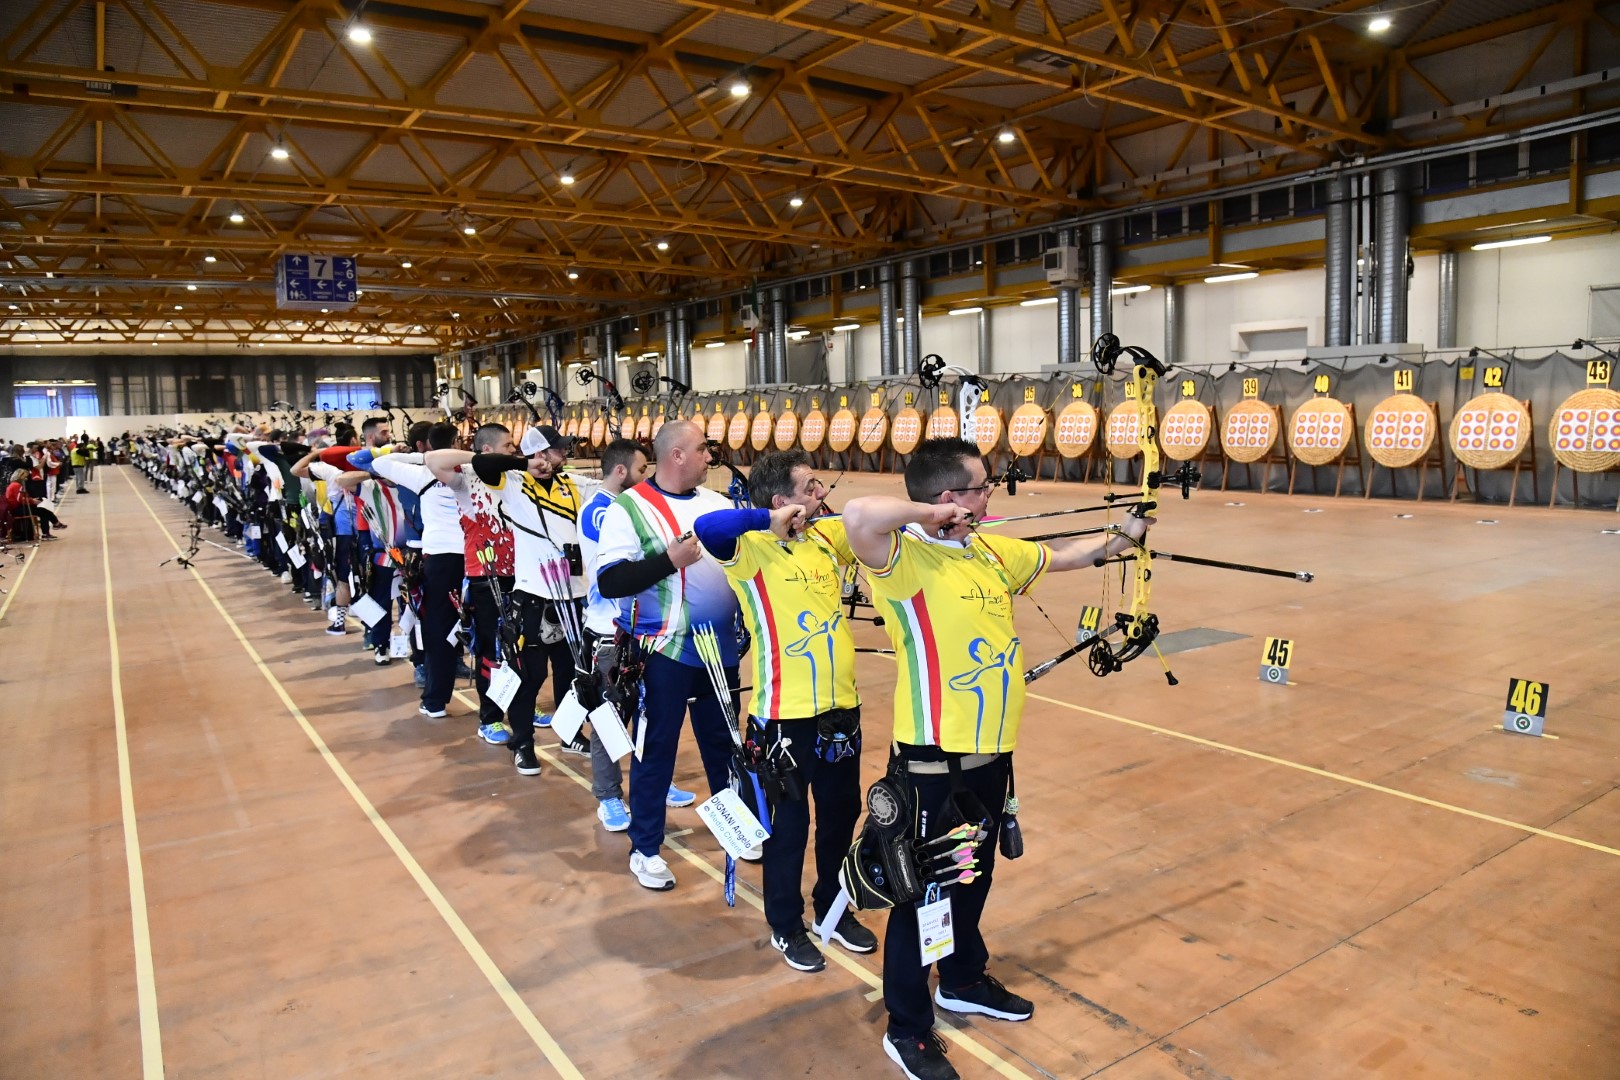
[900,259,922,374]
[976,309,991,374]
[1324,173,1353,348]
[1056,226,1077,367]
[600,324,617,390]
[771,285,788,384]
[1437,251,1459,349]
[664,311,678,384]
[843,328,857,384]
[676,306,691,388]
[1088,221,1113,343]
[877,263,897,377]
[1163,284,1183,367]
[1375,165,1411,344]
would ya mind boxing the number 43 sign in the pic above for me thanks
[1503,677,1550,736]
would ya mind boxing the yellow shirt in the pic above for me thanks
[867,526,1049,753]
[721,519,859,721]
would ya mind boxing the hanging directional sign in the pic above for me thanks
[275,253,358,311]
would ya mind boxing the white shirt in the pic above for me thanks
[370,452,464,556]
[484,468,601,599]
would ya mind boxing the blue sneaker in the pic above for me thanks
[665,783,696,808]
[478,722,511,745]
[596,798,630,832]
[535,710,553,728]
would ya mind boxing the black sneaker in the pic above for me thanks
[882,1031,957,1080]
[811,908,877,954]
[513,743,542,776]
[933,974,1033,1021]
[769,928,825,972]
[558,733,590,757]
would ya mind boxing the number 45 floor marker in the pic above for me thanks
[1503,677,1556,738]
[1260,637,1293,685]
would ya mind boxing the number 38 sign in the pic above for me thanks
[1503,677,1549,736]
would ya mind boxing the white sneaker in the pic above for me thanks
[629,851,676,891]
[739,843,763,863]
[280,570,292,583]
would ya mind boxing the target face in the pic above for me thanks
[800,409,828,452]
[750,410,774,451]
[926,407,960,440]
[1548,388,1620,471]
[726,410,750,450]
[563,416,579,439]
[857,408,890,453]
[1365,393,1435,468]
[634,413,653,441]
[1289,398,1354,466]
[1160,400,1212,461]
[827,408,857,452]
[1448,392,1530,470]
[774,410,800,451]
[1053,401,1098,458]
[1007,403,1049,457]
[890,407,924,455]
[1222,399,1279,463]
[589,415,607,447]
[972,405,1002,454]
[650,413,666,440]
[705,411,728,444]
[1105,400,1142,459]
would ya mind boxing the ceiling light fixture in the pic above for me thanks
[400,260,412,268]
[186,284,197,291]
[566,269,580,280]
[204,255,217,263]
[833,323,860,332]
[998,126,1017,144]
[729,78,750,99]
[462,224,476,235]
[559,169,576,185]
[1111,284,1151,295]
[175,304,183,310]
[656,240,670,251]
[1368,15,1393,33]
[347,24,371,44]
[1471,235,1551,251]
[789,195,804,208]
[949,306,984,316]
[1019,296,1058,307]
[704,340,726,349]
[229,211,245,223]
[1205,271,1259,283]
[271,142,290,160]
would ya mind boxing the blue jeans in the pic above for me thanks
[627,651,738,858]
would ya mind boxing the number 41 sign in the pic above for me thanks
[1503,677,1549,736]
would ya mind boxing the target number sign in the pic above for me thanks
[1503,677,1549,737]
[1590,359,1613,386]
[1483,366,1505,389]
[1259,636,1293,685]
[1242,378,1260,399]
[1394,369,1415,392]
[1314,374,1331,394]
[1074,605,1103,643]
[1181,379,1197,398]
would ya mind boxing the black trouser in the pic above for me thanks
[883,751,1010,1040]
[467,575,515,729]
[419,553,463,712]
[505,594,578,751]
[759,708,863,937]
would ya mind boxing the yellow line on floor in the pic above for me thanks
[450,687,1035,1080]
[1023,690,1620,859]
[122,471,585,1080]
[0,535,40,623]
[100,483,165,1078]
[859,651,1620,860]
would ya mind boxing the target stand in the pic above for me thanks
[1364,395,1445,500]
[1545,387,1620,509]
[1448,394,1539,507]
[1220,399,1287,493]
[1288,398,1364,497]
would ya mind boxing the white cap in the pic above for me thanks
[519,428,551,456]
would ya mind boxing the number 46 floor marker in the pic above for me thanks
[1503,677,1555,738]
[1260,637,1293,685]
